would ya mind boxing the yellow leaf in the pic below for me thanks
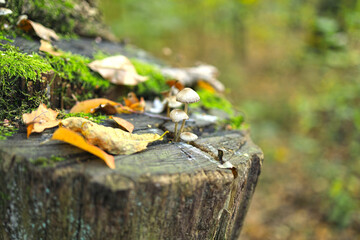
[17,17,59,41]
[22,103,60,138]
[39,40,63,56]
[88,55,148,86]
[52,127,115,169]
[61,117,168,155]
[70,98,120,113]
[109,116,134,133]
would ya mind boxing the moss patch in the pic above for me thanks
[30,155,66,167]
[46,52,110,107]
[58,112,107,124]
[193,89,234,115]
[0,38,112,120]
[131,59,168,97]
[0,44,53,120]
[0,124,18,140]
[6,0,77,35]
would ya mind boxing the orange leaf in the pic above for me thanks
[197,80,216,93]
[119,93,145,113]
[27,123,34,139]
[124,92,139,106]
[70,98,120,113]
[166,80,184,90]
[110,116,134,133]
[51,127,115,169]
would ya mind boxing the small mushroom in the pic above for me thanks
[176,87,200,113]
[180,132,198,144]
[169,109,189,141]
[0,8,12,16]
[164,86,181,116]
[176,88,200,140]
[167,95,182,116]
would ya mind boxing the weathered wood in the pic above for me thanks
[0,114,263,239]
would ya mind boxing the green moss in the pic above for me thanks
[0,124,18,140]
[0,44,53,120]
[131,59,168,97]
[30,155,66,167]
[58,111,107,124]
[5,0,77,34]
[193,89,234,115]
[46,52,110,105]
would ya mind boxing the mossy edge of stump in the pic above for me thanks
[0,113,263,240]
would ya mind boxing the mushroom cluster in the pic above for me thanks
[169,87,200,142]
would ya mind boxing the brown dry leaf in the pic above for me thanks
[70,98,120,113]
[109,116,134,133]
[22,103,60,138]
[52,127,115,169]
[61,117,167,155]
[39,40,63,56]
[17,16,59,41]
[88,55,148,86]
[92,103,117,115]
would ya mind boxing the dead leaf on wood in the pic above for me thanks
[51,127,115,169]
[22,103,60,138]
[70,98,120,113]
[17,16,59,41]
[92,103,117,115]
[61,117,167,155]
[197,80,216,93]
[109,116,134,133]
[39,40,63,56]
[117,92,146,113]
[88,55,148,86]
[166,80,184,91]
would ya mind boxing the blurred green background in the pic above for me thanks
[99,0,360,239]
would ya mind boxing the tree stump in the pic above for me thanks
[0,113,263,239]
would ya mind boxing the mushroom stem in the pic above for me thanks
[167,104,170,117]
[184,103,188,114]
[173,122,178,141]
[176,119,186,141]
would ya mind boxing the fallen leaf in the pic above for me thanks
[88,55,148,86]
[51,127,115,169]
[17,16,59,41]
[61,117,167,155]
[92,103,117,115]
[161,64,225,92]
[117,92,145,113]
[70,98,120,113]
[110,116,134,133]
[39,40,63,56]
[22,103,60,138]
[166,80,184,90]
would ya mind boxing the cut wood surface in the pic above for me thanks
[0,113,263,239]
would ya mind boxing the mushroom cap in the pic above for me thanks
[180,132,198,142]
[167,96,182,108]
[176,88,200,104]
[0,8,12,16]
[170,109,189,122]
